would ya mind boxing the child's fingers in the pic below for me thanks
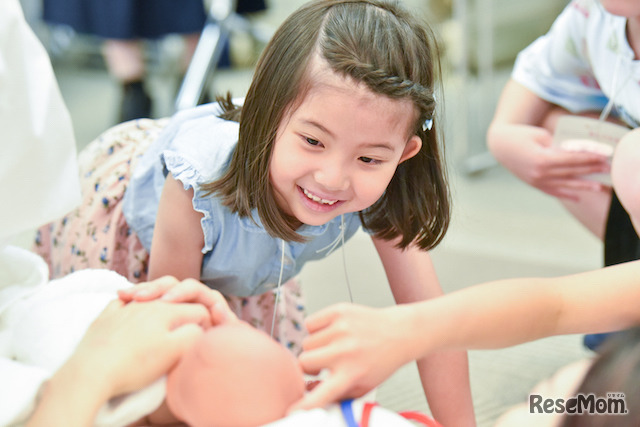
[301,327,338,352]
[287,374,349,413]
[210,301,239,325]
[118,276,180,302]
[298,346,336,376]
[304,303,348,333]
[161,278,217,303]
[158,278,237,324]
[163,301,212,330]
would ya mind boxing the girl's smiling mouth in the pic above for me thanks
[296,186,345,214]
[302,187,338,205]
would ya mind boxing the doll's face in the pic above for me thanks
[166,321,305,427]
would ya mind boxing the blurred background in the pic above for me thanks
[18,0,601,425]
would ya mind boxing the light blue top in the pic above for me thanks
[122,104,362,297]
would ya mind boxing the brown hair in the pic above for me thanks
[560,328,640,426]
[203,0,449,250]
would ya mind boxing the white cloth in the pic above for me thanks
[0,0,81,242]
[264,399,422,427]
[0,248,165,426]
[512,0,640,128]
[0,1,159,425]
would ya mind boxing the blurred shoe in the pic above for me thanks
[119,80,152,122]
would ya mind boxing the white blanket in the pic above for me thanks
[0,246,164,427]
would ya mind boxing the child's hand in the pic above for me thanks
[118,276,237,326]
[59,299,208,406]
[488,123,610,201]
[289,303,412,412]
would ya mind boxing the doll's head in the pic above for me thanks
[166,320,305,427]
[206,0,450,251]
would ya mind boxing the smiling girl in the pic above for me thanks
[34,1,475,424]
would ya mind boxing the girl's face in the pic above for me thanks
[269,62,421,227]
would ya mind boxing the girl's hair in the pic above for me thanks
[560,328,640,427]
[204,0,449,250]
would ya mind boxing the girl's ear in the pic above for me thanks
[399,135,422,163]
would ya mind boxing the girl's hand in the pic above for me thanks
[118,276,237,325]
[488,123,610,201]
[289,303,413,412]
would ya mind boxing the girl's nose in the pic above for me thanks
[314,163,349,192]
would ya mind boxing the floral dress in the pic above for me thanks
[33,118,306,354]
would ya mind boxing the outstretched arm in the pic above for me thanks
[294,259,640,413]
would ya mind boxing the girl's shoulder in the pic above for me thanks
[159,104,240,183]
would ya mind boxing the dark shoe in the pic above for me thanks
[119,80,152,122]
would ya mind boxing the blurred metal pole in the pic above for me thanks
[174,0,237,111]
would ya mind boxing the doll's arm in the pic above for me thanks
[487,79,609,200]
[148,173,205,281]
[26,299,208,427]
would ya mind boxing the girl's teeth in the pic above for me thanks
[303,188,337,205]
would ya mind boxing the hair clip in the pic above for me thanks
[422,117,434,132]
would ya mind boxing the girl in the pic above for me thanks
[34,1,475,424]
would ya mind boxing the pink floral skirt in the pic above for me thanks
[33,118,306,354]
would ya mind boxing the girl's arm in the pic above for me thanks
[372,238,476,427]
[294,260,640,413]
[400,259,640,353]
[149,173,205,280]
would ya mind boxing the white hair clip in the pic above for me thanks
[422,117,434,132]
[422,92,437,132]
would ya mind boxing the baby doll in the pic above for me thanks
[165,320,306,427]
[164,319,440,427]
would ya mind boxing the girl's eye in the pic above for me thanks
[305,137,321,146]
[359,156,379,165]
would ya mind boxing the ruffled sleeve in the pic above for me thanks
[159,114,240,255]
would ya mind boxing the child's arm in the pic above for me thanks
[371,238,476,426]
[293,260,640,412]
[148,173,205,281]
[26,299,208,427]
[487,79,609,201]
